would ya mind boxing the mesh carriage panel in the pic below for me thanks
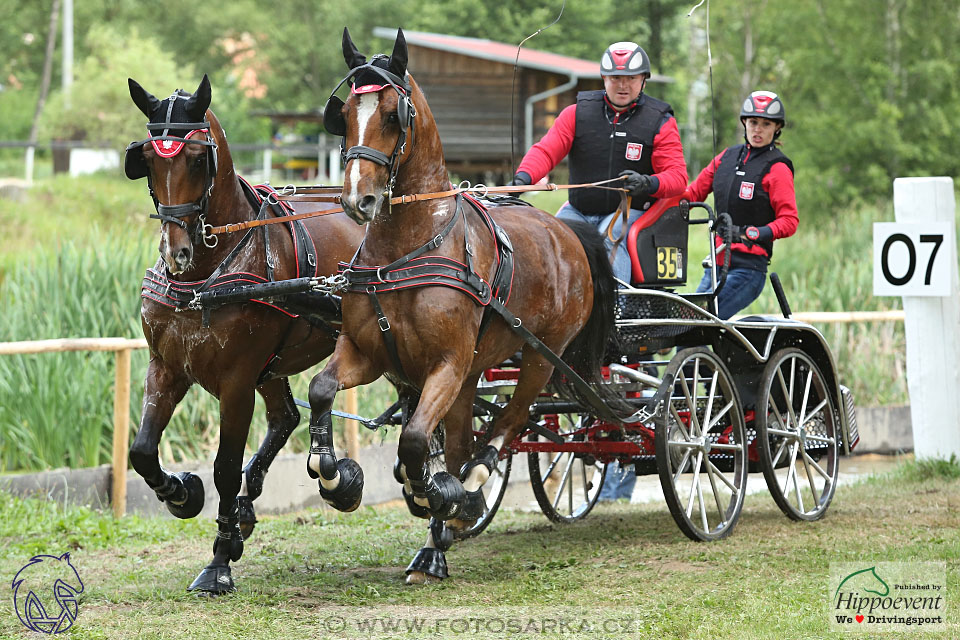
[614,292,711,354]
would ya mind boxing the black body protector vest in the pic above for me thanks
[568,90,673,215]
[713,143,794,259]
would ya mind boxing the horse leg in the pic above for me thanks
[129,360,205,519]
[306,337,380,511]
[405,384,476,585]
[237,377,300,539]
[488,346,557,456]
[187,387,255,595]
[396,363,472,525]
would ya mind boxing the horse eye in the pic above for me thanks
[387,112,399,124]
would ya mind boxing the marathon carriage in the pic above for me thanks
[433,194,861,541]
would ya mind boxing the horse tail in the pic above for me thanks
[553,219,632,417]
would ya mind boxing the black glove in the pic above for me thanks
[722,224,770,248]
[618,170,657,198]
[507,172,531,187]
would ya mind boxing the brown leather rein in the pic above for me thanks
[207,177,629,236]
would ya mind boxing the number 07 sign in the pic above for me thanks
[873,222,955,296]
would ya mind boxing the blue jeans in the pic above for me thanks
[556,202,645,285]
[598,461,637,501]
[696,266,767,320]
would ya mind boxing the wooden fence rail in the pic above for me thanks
[0,311,905,517]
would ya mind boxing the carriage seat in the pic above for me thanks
[626,195,689,287]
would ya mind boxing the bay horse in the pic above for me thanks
[307,29,622,583]
[125,75,364,594]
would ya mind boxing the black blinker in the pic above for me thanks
[323,95,347,137]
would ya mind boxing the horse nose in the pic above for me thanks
[175,246,192,271]
[358,195,379,218]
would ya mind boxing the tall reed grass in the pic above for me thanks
[0,236,398,473]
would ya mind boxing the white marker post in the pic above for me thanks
[877,178,960,460]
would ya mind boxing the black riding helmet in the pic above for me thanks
[600,41,650,78]
[740,90,785,141]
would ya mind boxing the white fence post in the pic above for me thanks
[892,177,960,460]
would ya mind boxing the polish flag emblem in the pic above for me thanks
[739,181,755,200]
[625,142,643,161]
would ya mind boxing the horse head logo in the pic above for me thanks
[834,565,890,600]
[11,553,84,634]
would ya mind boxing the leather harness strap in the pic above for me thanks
[207,177,629,236]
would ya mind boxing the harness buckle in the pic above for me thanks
[378,316,391,332]
[432,234,443,248]
[202,223,218,248]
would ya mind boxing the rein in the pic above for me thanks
[207,176,629,235]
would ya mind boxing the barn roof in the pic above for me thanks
[373,28,671,83]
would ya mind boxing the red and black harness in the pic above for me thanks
[339,193,514,386]
[141,179,331,330]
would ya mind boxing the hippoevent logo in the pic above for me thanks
[830,562,945,632]
[11,553,84,634]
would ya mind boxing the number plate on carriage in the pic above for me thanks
[656,247,683,280]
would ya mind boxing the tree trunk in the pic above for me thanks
[28,0,63,175]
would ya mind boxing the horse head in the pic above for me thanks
[327,28,440,224]
[126,75,223,274]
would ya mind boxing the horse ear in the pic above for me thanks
[342,27,366,69]
[128,78,160,118]
[389,28,408,77]
[185,74,212,121]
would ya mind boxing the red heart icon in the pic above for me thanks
[856,615,864,623]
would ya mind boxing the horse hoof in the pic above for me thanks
[187,564,235,595]
[405,571,441,585]
[237,496,257,540]
[165,471,204,519]
[319,458,364,512]
[405,547,448,580]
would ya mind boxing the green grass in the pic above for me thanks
[0,462,957,639]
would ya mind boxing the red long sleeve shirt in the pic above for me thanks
[684,147,798,257]
[517,102,689,200]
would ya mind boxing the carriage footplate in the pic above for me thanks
[406,518,452,580]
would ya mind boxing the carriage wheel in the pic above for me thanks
[527,413,606,524]
[655,347,748,541]
[756,348,839,521]
[427,413,512,540]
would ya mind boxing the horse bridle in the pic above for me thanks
[124,91,220,248]
[323,57,417,197]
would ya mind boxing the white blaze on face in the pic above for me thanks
[347,92,380,195]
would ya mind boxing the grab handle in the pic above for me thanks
[770,272,792,319]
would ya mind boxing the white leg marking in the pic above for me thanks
[239,472,249,498]
[319,471,341,491]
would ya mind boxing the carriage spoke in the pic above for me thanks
[797,370,813,430]
[696,473,709,532]
[806,434,836,444]
[581,460,590,503]
[776,368,800,430]
[767,427,797,438]
[551,453,575,511]
[706,399,735,433]
[800,447,820,506]
[703,370,719,434]
[710,442,743,451]
[802,449,831,481]
[790,444,805,511]
[705,459,739,493]
[704,459,726,519]
[771,438,789,467]
[800,398,827,427]
[673,449,693,483]
[541,451,565,483]
[678,372,701,437]
[781,442,799,496]
[685,452,704,518]
[669,404,693,441]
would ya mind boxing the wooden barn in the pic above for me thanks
[373,28,670,180]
